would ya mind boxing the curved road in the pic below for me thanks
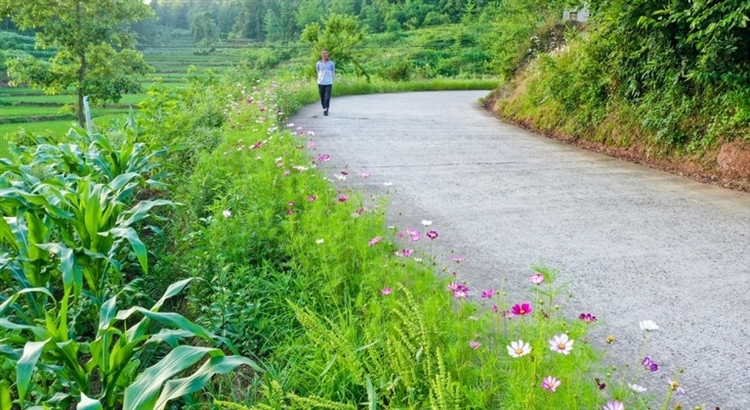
[291,91,750,409]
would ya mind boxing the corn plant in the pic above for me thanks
[0,278,261,410]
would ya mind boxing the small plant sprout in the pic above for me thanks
[541,376,561,392]
[506,340,531,358]
[639,320,659,331]
[549,333,574,355]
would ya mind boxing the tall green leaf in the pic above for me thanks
[17,339,50,405]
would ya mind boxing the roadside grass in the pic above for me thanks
[140,74,678,409]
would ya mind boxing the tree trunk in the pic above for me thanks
[77,54,87,127]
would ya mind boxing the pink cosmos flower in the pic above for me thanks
[360,171,371,178]
[492,305,499,312]
[603,401,624,410]
[529,273,545,285]
[469,341,481,350]
[481,289,495,299]
[426,230,438,239]
[401,249,414,257]
[450,255,466,262]
[287,202,295,207]
[317,153,331,162]
[541,376,561,392]
[410,232,421,242]
[381,287,392,295]
[338,195,348,202]
[307,195,317,202]
[308,142,316,148]
[511,303,532,316]
[368,236,382,246]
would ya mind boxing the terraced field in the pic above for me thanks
[0,47,246,137]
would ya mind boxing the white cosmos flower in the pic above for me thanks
[315,238,324,244]
[549,333,574,355]
[639,320,659,331]
[629,383,647,393]
[383,182,393,186]
[222,210,232,218]
[506,340,531,358]
[421,219,433,226]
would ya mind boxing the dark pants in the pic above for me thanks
[318,84,332,110]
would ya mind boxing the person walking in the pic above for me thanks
[316,49,335,116]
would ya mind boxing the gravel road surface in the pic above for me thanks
[291,90,750,409]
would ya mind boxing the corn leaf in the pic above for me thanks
[77,393,103,410]
[17,339,50,405]
[122,346,221,410]
[154,355,260,410]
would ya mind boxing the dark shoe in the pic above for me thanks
[324,109,328,116]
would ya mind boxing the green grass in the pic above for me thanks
[155,75,665,410]
[0,112,131,136]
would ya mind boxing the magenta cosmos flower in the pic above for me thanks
[317,153,331,162]
[368,236,382,246]
[642,357,658,372]
[426,230,438,239]
[481,289,495,299]
[511,303,532,316]
[541,376,561,392]
[579,313,597,323]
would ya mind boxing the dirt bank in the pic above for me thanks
[482,91,750,193]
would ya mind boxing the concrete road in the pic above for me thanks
[291,91,750,409]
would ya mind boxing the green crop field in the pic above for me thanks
[1,46,246,137]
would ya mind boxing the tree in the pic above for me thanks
[0,0,153,127]
[301,13,369,80]
[191,11,219,46]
